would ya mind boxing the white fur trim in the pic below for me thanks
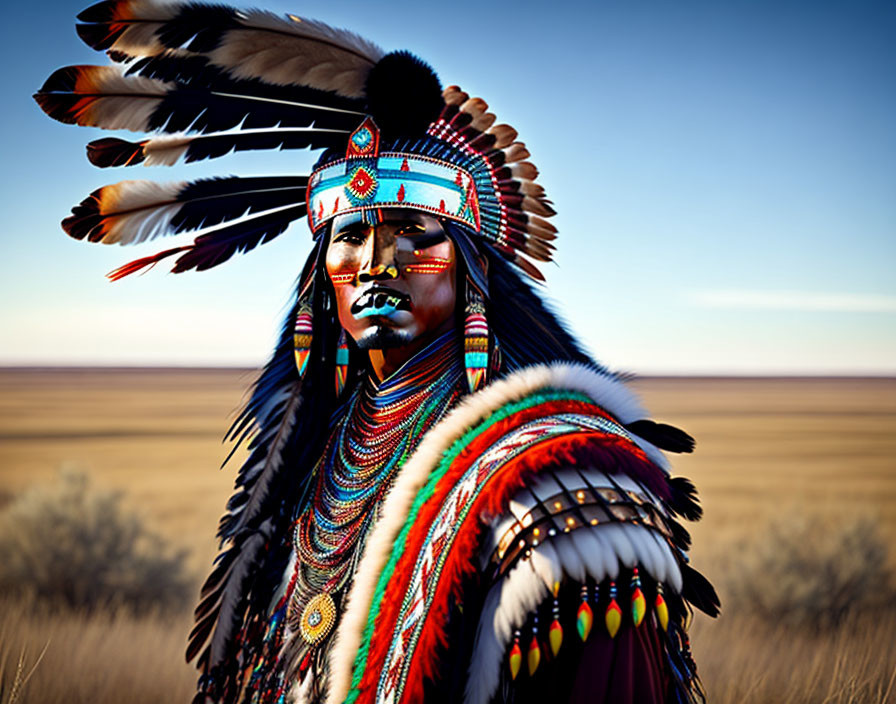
[465,522,681,704]
[324,363,665,704]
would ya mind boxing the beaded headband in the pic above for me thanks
[307,118,481,234]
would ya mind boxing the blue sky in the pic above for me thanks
[1,0,893,373]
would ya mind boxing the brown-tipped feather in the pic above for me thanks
[522,195,555,217]
[512,254,546,282]
[78,0,177,24]
[460,97,489,118]
[87,137,148,167]
[495,162,539,181]
[499,142,531,164]
[443,85,469,106]
[526,213,558,233]
[34,65,170,133]
[487,124,518,150]
[470,111,496,132]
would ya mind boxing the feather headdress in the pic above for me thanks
[35,0,557,282]
[34,2,562,700]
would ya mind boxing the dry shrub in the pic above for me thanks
[0,471,193,614]
[724,516,895,631]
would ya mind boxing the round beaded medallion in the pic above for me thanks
[300,592,337,645]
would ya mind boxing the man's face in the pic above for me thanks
[325,209,457,350]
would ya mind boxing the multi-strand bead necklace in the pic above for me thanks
[288,330,465,644]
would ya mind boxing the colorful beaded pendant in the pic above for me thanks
[631,567,647,628]
[655,584,669,631]
[549,592,563,656]
[576,584,594,642]
[463,284,489,393]
[605,581,622,638]
[293,300,313,377]
[527,635,541,676]
[508,630,522,680]
[299,592,336,645]
[334,329,350,396]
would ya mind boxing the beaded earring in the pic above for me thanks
[334,328,350,396]
[293,294,314,378]
[463,281,490,393]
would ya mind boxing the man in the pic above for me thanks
[35,2,718,702]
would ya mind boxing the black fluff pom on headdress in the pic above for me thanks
[365,51,444,140]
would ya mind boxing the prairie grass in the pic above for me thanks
[0,596,195,704]
[1,370,894,702]
[692,612,896,704]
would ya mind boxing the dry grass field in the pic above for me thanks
[1,369,895,703]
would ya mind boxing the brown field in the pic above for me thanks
[1,370,895,703]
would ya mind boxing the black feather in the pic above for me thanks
[365,51,443,140]
[681,563,721,617]
[172,176,307,232]
[626,419,696,453]
[667,517,693,551]
[126,52,365,113]
[668,475,703,521]
[171,204,307,273]
[148,85,361,134]
[35,64,364,136]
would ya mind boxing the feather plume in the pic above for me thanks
[682,563,721,617]
[209,10,383,96]
[77,1,384,97]
[63,176,307,244]
[625,419,696,454]
[35,64,364,136]
[87,127,350,167]
[34,65,171,132]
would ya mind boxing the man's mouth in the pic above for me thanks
[350,288,411,319]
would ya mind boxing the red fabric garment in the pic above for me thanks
[570,620,669,703]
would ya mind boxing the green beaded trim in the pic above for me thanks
[344,388,594,703]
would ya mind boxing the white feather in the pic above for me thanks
[467,557,548,704]
[74,67,173,133]
[142,135,191,166]
[625,525,660,579]
[589,528,622,580]
[567,527,610,582]
[598,523,638,569]
[551,533,587,582]
[96,180,185,244]
[208,11,384,97]
[650,531,683,592]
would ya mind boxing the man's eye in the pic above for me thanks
[334,230,366,244]
[396,224,426,237]
[405,231,447,249]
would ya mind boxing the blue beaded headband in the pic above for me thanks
[307,118,481,234]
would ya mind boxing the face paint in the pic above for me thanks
[325,209,457,351]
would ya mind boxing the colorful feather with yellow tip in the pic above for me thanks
[548,619,563,656]
[576,600,593,642]
[655,585,670,631]
[527,636,540,676]
[605,581,622,638]
[508,638,522,680]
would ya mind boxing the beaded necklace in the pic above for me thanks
[287,330,465,640]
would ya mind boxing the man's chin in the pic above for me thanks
[354,326,416,351]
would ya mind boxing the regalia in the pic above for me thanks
[34,3,719,702]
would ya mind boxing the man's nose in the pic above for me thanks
[357,230,399,282]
